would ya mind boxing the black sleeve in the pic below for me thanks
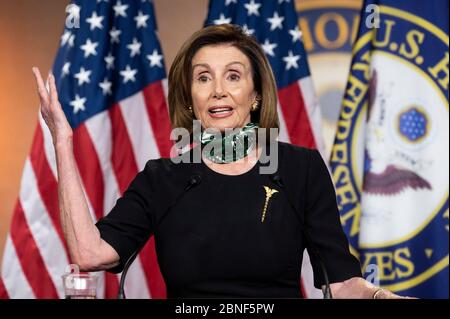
[95,162,155,273]
[304,150,362,288]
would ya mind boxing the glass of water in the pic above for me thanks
[62,273,98,299]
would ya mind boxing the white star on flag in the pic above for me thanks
[86,12,104,30]
[104,53,115,69]
[99,78,112,95]
[289,26,302,43]
[242,24,255,36]
[70,94,87,114]
[110,27,121,43]
[134,10,150,28]
[80,38,98,58]
[61,31,75,47]
[225,0,237,5]
[61,62,71,77]
[214,14,232,25]
[113,0,129,17]
[61,31,71,46]
[74,67,92,85]
[120,65,138,83]
[68,34,75,47]
[267,12,284,31]
[283,50,300,70]
[147,49,163,67]
[244,0,261,16]
[127,38,142,57]
[262,39,277,57]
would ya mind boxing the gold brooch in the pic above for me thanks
[261,186,279,222]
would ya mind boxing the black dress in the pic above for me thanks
[96,141,361,298]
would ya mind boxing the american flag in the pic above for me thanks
[0,0,172,298]
[205,0,325,298]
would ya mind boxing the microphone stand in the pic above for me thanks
[117,250,140,299]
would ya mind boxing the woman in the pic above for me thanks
[33,24,401,298]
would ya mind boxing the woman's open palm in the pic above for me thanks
[32,67,73,144]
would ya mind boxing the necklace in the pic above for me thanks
[200,122,258,164]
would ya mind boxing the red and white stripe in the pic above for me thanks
[1,236,34,298]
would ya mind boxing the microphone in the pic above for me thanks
[270,174,333,299]
[117,173,202,299]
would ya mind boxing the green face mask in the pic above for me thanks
[200,122,259,164]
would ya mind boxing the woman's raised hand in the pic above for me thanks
[32,67,73,145]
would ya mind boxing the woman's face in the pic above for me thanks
[191,44,257,131]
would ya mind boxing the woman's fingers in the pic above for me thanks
[32,67,49,106]
[48,73,59,105]
[32,67,46,91]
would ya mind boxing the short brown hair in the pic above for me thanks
[168,24,279,137]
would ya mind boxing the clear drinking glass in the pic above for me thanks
[62,273,98,299]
